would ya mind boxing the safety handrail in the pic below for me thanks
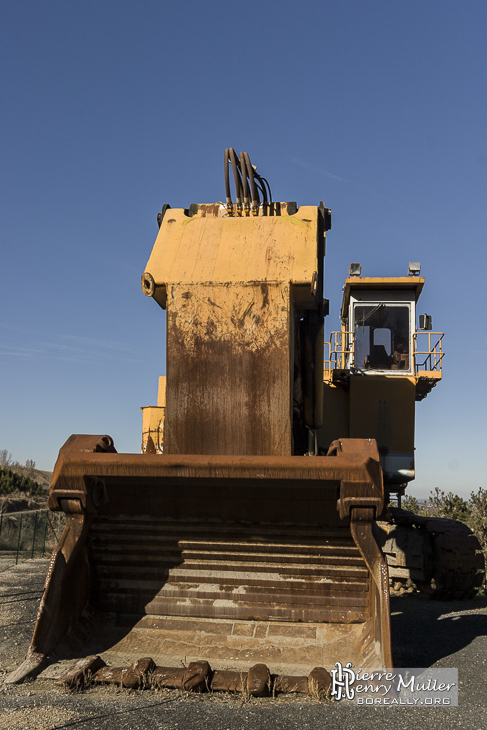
[324,331,354,375]
[324,330,444,377]
[413,332,444,375]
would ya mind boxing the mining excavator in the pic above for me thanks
[9,150,484,694]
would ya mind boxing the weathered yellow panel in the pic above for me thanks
[140,377,166,454]
[349,376,415,454]
[143,206,322,310]
[157,376,166,407]
[142,204,325,456]
[141,406,164,454]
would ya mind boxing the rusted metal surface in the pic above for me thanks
[151,666,185,690]
[165,282,292,455]
[91,665,124,685]
[121,657,156,689]
[54,655,106,688]
[273,674,309,695]
[57,654,331,697]
[308,667,332,698]
[211,670,246,693]
[8,434,393,684]
[349,507,392,668]
[246,664,271,697]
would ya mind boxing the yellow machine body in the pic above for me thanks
[141,203,325,456]
[322,275,443,497]
[10,201,394,692]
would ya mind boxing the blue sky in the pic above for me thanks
[1,1,486,499]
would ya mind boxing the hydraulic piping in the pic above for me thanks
[224,148,272,216]
[239,151,251,216]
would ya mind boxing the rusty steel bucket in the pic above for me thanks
[9,434,392,687]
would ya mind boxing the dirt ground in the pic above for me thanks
[1,559,486,730]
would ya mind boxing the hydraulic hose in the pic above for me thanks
[224,148,232,210]
[239,151,251,215]
[243,152,260,214]
[228,148,243,214]
[224,148,271,216]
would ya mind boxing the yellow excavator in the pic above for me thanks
[9,150,483,694]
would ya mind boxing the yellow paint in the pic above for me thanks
[319,374,415,457]
[143,205,324,311]
[157,376,166,406]
[340,276,424,320]
[142,203,326,455]
[141,376,166,453]
[349,376,415,454]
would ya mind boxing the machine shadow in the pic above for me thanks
[390,594,487,667]
[81,527,187,660]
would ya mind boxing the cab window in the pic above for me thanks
[353,304,410,371]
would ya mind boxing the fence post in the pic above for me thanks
[41,511,48,557]
[31,511,39,559]
[15,512,23,565]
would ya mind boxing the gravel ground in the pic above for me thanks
[1,559,486,730]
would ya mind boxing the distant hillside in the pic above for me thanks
[6,465,52,491]
[0,466,52,514]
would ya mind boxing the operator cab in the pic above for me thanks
[322,265,443,506]
[341,275,423,374]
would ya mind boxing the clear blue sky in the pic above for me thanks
[1,1,486,499]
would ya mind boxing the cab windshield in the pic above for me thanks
[353,304,410,371]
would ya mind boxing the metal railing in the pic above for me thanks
[412,332,444,375]
[324,330,444,378]
[324,331,354,377]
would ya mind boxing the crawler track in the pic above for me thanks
[381,508,485,599]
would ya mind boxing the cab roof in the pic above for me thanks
[340,277,424,320]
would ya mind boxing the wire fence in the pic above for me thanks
[0,509,65,571]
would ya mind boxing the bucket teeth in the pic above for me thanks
[61,656,331,698]
[55,655,106,689]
